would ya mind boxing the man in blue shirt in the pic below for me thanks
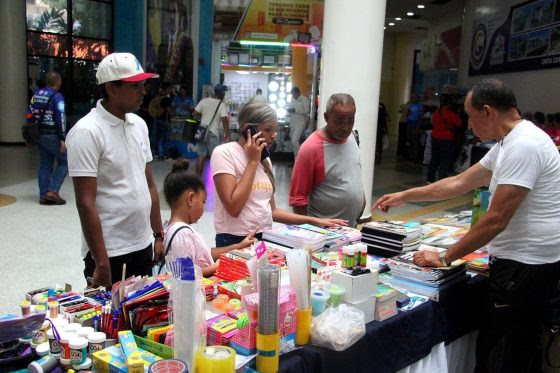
[28,71,68,205]
[172,85,194,117]
[406,94,424,162]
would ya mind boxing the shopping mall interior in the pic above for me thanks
[1,2,560,370]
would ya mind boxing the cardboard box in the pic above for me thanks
[331,270,378,303]
[344,295,376,324]
[92,345,162,373]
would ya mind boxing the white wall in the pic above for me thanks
[459,0,560,113]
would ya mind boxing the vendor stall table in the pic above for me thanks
[278,275,487,373]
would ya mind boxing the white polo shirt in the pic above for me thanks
[67,100,153,258]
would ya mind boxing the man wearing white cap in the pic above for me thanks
[66,53,164,288]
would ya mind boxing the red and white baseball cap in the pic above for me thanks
[96,52,159,84]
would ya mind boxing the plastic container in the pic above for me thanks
[20,301,31,316]
[60,332,77,360]
[346,248,355,274]
[72,357,92,371]
[87,332,106,356]
[46,328,61,355]
[228,299,241,310]
[35,342,50,357]
[69,337,88,365]
[211,298,228,312]
[216,294,229,303]
[31,320,50,345]
[48,301,59,318]
[28,355,58,373]
[59,357,72,369]
[295,308,312,345]
[310,289,330,316]
[34,305,46,314]
[77,327,94,339]
[65,323,82,334]
[327,284,346,307]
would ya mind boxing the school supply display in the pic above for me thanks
[361,221,422,257]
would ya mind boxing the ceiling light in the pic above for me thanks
[395,17,402,21]
[407,12,414,16]
[417,4,425,8]
[388,22,395,26]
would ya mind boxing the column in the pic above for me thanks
[114,0,145,61]
[390,32,415,137]
[197,0,214,101]
[318,0,387,220]
[0,0,27,143]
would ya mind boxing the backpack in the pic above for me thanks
[22,94,55,144]
[148,96,166,118]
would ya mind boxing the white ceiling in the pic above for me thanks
[385,0,465,32]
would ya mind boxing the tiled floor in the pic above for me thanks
[0,145,472,314]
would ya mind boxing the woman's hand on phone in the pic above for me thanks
[244,129,266,164]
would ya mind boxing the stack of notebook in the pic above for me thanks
[263,224,326,251]
[360,221,423,257]
[380,247,469,301]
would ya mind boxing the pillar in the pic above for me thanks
[291,47,309,96]
[390,32,415,137]
[0,0,27,143]
[318,0,387,220]
[197,0,214,101]
[114,0,145,60]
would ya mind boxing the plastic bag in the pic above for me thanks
[310,304,366,351]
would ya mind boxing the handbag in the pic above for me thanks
[194,100,223,143]
[155,224,192,275]
[22,94,55,144]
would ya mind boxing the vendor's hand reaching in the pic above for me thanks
[371,192,407,213]
[413,250,443,267]
[153,238,165,263]
[313,217,348,228]
[239,226,259,249]
[91,264,112,289]
[244,129,266,164]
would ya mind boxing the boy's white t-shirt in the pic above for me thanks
[479,120,560,264]
[163,222,214,268]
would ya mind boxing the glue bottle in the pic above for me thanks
[346,247,354,274]
[341,247,348,273]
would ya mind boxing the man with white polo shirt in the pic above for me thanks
[67,53,164,288]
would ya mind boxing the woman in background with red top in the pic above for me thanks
[427,95,463,183]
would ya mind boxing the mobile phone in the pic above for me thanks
[243,125,270,161]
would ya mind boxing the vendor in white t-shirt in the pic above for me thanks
[372,79,560,373]
[67,53,164,289]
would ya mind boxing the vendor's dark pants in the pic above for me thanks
[83,244,153,285]
[215,233,263,247]
[475,257,560,373]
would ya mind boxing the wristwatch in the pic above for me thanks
[153,231,164,239]
[438,251,448,267]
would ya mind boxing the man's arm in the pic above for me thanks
[73,177,111,288]
[372,163,492,212]
[414,184,530,267]
[145,164,164,262]
[222,116,230,142]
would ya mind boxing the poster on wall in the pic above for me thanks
[146,0,194,93]
[470,0,560,75]
[234,0,324,43]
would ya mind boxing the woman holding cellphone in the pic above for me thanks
[210,102,347,247]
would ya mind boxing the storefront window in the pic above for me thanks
[26,0,113,118]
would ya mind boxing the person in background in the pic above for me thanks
[427,95,462,183]
[249,88,266,104]
[162,158,257,276]
[192,84,230,176]
[373,79,560,373]
[172,85,195,118]
[533,111,545,129]
[287,86,310,159]
[151,83,173,159]
[67,52,164,288]
[406,94,424,162]
[211,102,345,247]
[397,99,411,159]
[137,81,154,147]
[376,102,389,163]
[290,93,365,227]
[29,71,68,205]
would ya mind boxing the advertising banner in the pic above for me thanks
[470,0,560,75]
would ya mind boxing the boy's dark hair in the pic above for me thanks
[470,79,517,112]
[163,158,206,207]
